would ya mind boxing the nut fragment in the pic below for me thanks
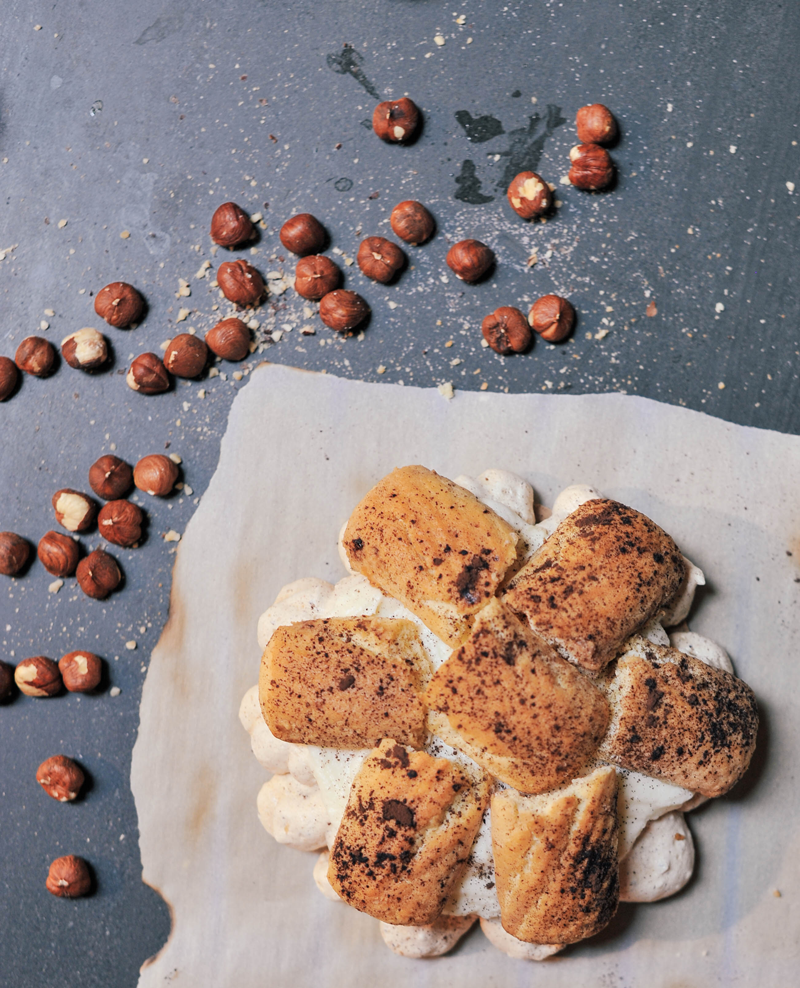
[279,214,327,256]
[319,290,370,332]
[481,307,533,355]
[134,454,179,497]
[164,334,209,378]
[127,353,170,394]
[576,104,618,145]
[0,355,19,401]
[61,328,108,371]
[59,651,103,692]
[88,455,133,500]
[217,260,265,306]
[98,500,143,547]
[76,550,121,599]
[390,200,435,245]
[52,489,97,533]
[446,240,494,282]
[37,531,80,577]
[372,97,421,143]
[205,318,251,360]
[36,755,85,801]
[294,256,341,300]
[15,336,56,377]
[14,656,61,697]
[568,144,615,190]
[210,201,255,248]
[0,532,31,576]
[507,171,552,219]
[529,294,576,343]
[94,282,144,328]
[356,237,406,283]
[46,855,92,898]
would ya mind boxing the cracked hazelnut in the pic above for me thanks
[576,104,617,145]
[14,656,61,697]
[164,334,209,378]
[98,500,143,547]
[61,328,108,371]
[52,489,97,533]
[294,256,341,300]
[76,549,121,600]
[390,200,435,245]
[357,237,405,283]
[89,455,133,500]
[37,531,80,577]
[46,855,92,898]
[210,201,255,248]
[279,214,327,256]
[127,353,170,394]
[37,755,85,801]
[507,171,552,219]
[15,336,56,377]
[205,318,251,361]
[0,355,19,401]
[373,97,420,143]
[0,660,14,702]
[59,651,103,692]
[217,260,265,306]
[319,290,370,332]
[481,307,533,355]
[0,532,31,576]
[446,240,494,282]
[94,282,144,328]
[568,144,614,190]
[529,294,576,342]
[134,454,179,496]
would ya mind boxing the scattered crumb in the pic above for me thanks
[674,833,686,841]
[377,365,386,374]
[34,24,42,30]
[120,230,130,239]
[48,579,64,594]
[438,382,454,400]
[176,279,191,298]
[434,34,446,46]
[445,340,454,348]
[718,382,726,390]
[595,328,609,340]
[773,889,782,898]
[125,640,137,650]
[40,320,49,331]
[57,219,68,229]
[480,382,489,391]
[527,254,538,267]
[110,686,121,697]
[787,182,795,193]
[715,302,725,313]
[164,530,181,543]
[646,301,658,317]
[176,308,190,322]
[480,339,489,348]
[168,453,182,464]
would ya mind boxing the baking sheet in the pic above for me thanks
[131,363,800,986]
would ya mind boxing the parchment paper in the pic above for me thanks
[131,363,800,987]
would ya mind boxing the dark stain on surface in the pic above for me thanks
[454,160,495,204]
[494,104,567,190]
[134,14,184,45]
[454,110,506,143]
[326,45,380,100]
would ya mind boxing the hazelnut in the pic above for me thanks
[529,294,576,343]
[0,532,31,576]
[205,318,251,361]
[76,549,121,600]
[36,755,85,801]
[446,240,494,283]
[357,237,406,283]
[94,282,144,328]
[52,489,97,533]
[15,336,56,377]
[88,455,133,500]
[372,97,420,143]
[134,454,179,497]
[127,353,170,394]
[0,660,14,702]
[390,200,435,245]
[37,531,80,577]
[576,103,617,145]
[61,328,108,371]
[279,214,327,256]
[97,500,143,547]
[568,144,615,190]
[319,290,370,333]
[59,651,103,692]
[14,656,61,697]
[217,260,265,306]
[46,855,92,898]
[507,171,552,219]
[164,334,209,378]
[0,355,19,401]
[294,256,341,300]
[481,307,533,355]
[210,201,255,248]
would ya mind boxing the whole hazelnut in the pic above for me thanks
[507,171,552,219]
[0,660,14,702]
[319,290,370,333]
[205,318,251,361]
[446,240,494,283]
[576,104,617,145]
[52,489,97,533]
[294,256,341,300]
[481,307,533,355]
[279,214,327,256]
[390,200,435,246]
[164,334,209,378]
[0,355,19,401]
[76,549,121,600]
[127,353,170,394]
[357,237,406,283]
[373,97,421,143]
[0,532,31,576]
[97,500,143,547]
[210,201,255,248]
[88,455,133,500]
[568,144,615,190]
[15,336,56,377]
[37,755,85,801]
[14,656,61,697]
[529,294,576,343]
[46,855,92,898]
[59,651,103,692]
[217,260,265,306]
[94,282,144,328]
[61,328,108,371]
[37,531,80,577]
[134,454,179,497]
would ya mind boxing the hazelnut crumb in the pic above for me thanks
[110,686,121,697]
[48,579,64,594]
[773,889,782,898]
[125,641,137,650]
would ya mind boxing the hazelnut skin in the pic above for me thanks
[319,290,370,332]
[529,294,576,343]
[0,355,19,401]
[61,328,108,371]
[0,532,31,576]
[357,237,406,284]
[373,97,421,143]
[446,240,494,283]
[164,334,209,379]
[568,144,615,190]
[59,651,103,693]
[52,489,97,533]
[94,282,144,328]
[390,201,435,246]
[294,256,341,300]
[217,260,265,307]
[98,500,143,548]
[576,104,617,145]
[127,353,170,394]
[15,336,56,377]
[210,202,255,248]
[37,531,80,577]
[37,755,85,801]
[507,171,552,220]
[205,318,251,361]
[46,856,92,898]
[14,656,62,697]
[89,455,133,500]
[76,549,121,600]
[481,307,533,355]
[134,454,179,497]
[0,660,14,702]
[280,214,327,256]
